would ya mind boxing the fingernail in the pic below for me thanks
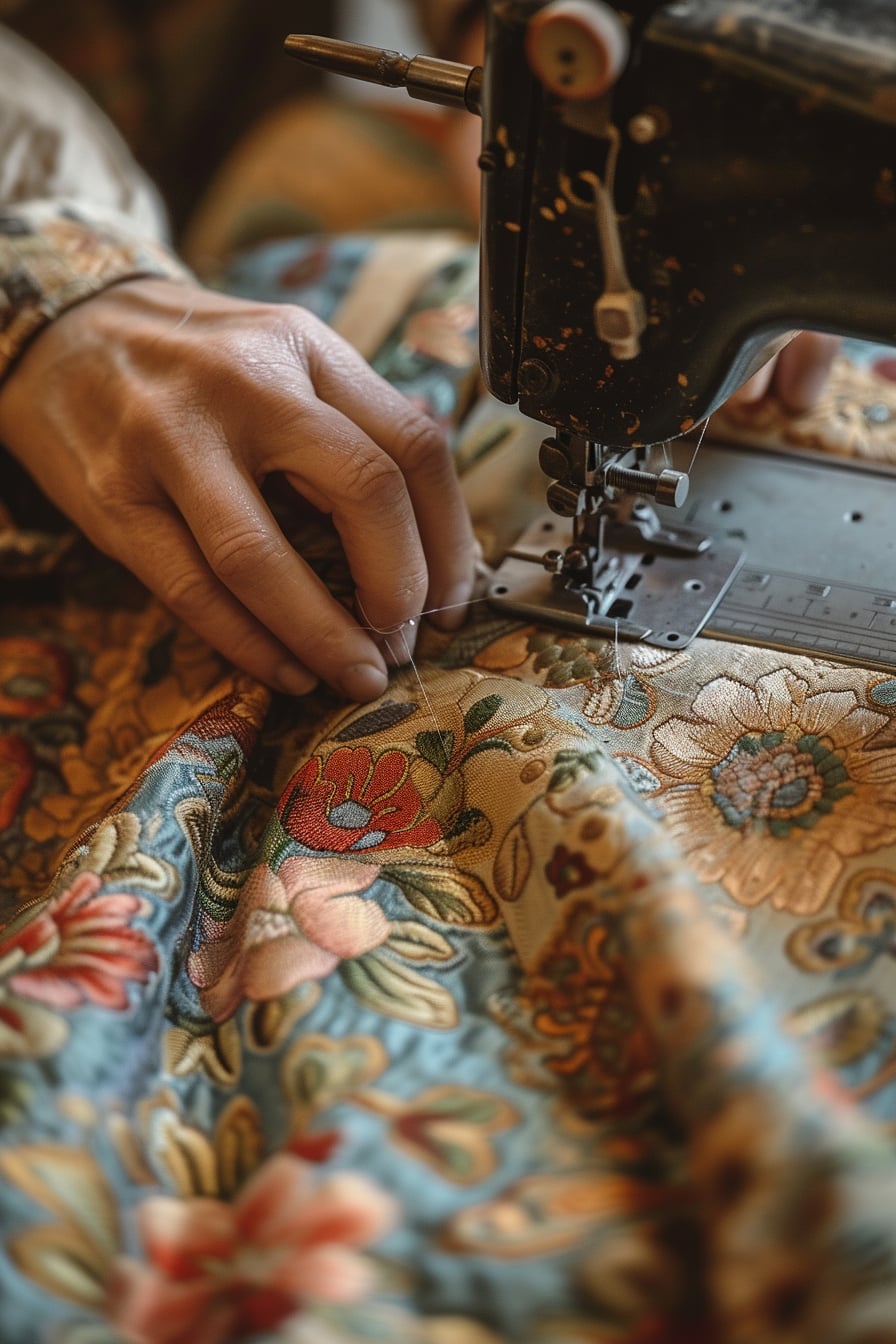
[341,662,389,703]
[430,583,474,631]
[276,663,318,696]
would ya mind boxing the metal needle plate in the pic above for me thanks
[488,436,896,669]
[489,515,745,647]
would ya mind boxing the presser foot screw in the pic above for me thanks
[603,465,689,508]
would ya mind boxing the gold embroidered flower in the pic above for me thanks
[475,624,684,702]
[649,668,896,914]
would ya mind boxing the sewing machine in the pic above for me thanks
[287,1,896,664]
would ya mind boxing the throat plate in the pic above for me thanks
[489,515,744,646]
[486,436,896,669]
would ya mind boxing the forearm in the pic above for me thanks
[0,24,190,384]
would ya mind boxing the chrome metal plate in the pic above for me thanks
[487,437,896,668]
[489,514,745,646]
[671,441,896,670]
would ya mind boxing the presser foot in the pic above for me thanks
[488,513,745,647]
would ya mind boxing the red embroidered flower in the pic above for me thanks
[0,734,34,829]
[107,1153,397,1344]
[1,871,158,1012]
[280,746,442,854]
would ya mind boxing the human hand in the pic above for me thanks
[726,331,842,414]
[0,278,477,702]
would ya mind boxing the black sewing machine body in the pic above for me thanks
[285,3,896,657]
[482,0,896,448]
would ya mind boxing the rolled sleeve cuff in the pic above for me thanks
[0,200,192,382]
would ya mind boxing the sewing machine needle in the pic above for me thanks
[284,34,482,115]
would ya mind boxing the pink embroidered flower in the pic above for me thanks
[0,871,158,1013]
[280,746,442,853]
[187,856,390,1022]
[107,1153,397,1344]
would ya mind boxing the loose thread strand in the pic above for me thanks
[686,415,712,477]
[355,595,450,755]
[396,626,450,760]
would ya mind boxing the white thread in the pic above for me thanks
[356,595,491,638]
[355,594,452,758]
[172,306,194,333]
[396,625,450,761]
[686,416,712,477]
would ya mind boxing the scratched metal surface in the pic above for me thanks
[482,410,896,671]
[665,440,896,670]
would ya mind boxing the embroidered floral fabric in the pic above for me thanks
[2,236,896,1344]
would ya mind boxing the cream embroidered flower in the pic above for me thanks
[649,668,896,914]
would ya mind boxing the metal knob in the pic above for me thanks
[526,1,629,100]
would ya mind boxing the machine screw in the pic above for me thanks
[628,112,659,144]
[603,465,689,508]
[518,357,555,398]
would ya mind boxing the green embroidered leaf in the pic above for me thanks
[416,729,454,771]
[386,921,455,964]
[446,807,485,839]
[871,679,896,707]
[420,1092,509,1124]
[336,700,419,741]
[390,1086,517,1185]
[281,1034,387,1116]
[386,864,497,926]
[460,737,515,765]
[494,820,532,903]
[549,748,600,792]
[340,952,459,1029]
[445,808,492,852]
[611,675,651,729]
[428,772,464,829]
[463,694,504,736]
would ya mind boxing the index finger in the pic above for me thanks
[304,322,478,632]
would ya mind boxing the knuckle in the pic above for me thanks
[393,412,448,474]
[342,450,403,505]
[206,527,286,583]
[160,564,210,613]
[82,457,130,508]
